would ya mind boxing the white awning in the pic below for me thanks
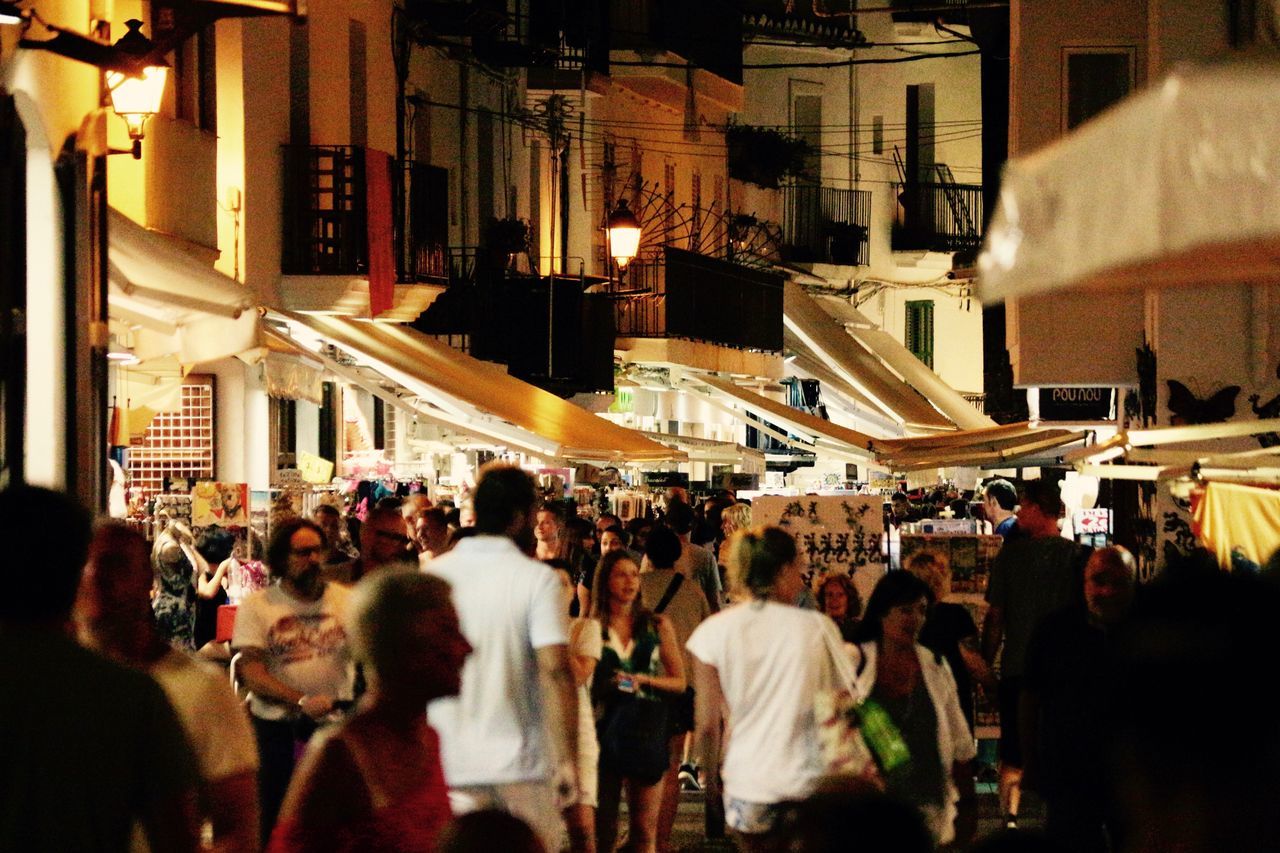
[108,207,259,364]
[683,373,875,461]
[977,57,1280,304]
[272,313,681,465]
[782,282,978,431]
[874,422,1089,471]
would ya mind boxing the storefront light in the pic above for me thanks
[606,199,642,270]
[105,20,169,159]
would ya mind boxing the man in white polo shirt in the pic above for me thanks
[426,464,579,851]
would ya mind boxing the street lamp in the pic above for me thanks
[105,20,169,159]
[606,198,642,271]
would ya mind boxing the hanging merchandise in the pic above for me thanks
[191,482,249,527]
[1191,481,1280,572]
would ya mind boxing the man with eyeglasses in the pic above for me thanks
[352,504,416,581]
[232,517,357,841]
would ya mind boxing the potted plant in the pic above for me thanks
[824,220,867,265]
[483,217,531,269]
[725,124,812,190]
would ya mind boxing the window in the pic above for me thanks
[373,397,385,449]
[318,381,337,463]
[1063,47,1135,130]
[663,161,676,243]
[348,20,368,147]
[271,396,297,470]
[690,170,702,248]
[872,115,884,155]
[174,25,216,132]
[905,300,935,369]
[127,376,216,501]
[792,91,823,181]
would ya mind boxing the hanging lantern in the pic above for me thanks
[105,20,169,159]
[606,198,642,270]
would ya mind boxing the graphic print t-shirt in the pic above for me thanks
[232,582,354,720]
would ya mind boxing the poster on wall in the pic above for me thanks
[753,495,887,605]
[192,482,249,527]
[899,534,1003,596]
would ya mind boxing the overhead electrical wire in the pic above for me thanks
[420,95,984,156]
[608,49,980,70]
[412,97,985,181]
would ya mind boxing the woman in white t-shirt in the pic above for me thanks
[545,560,603,853]
[686,526,843,851]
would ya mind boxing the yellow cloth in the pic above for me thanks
[1192,481,1280,570]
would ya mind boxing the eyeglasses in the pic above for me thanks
[291,545,324,557]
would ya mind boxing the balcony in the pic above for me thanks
[412,261,615,395]
[613,247,784,353]
[892,181,984,254]
[780,185,871,267]
[280,145,447,321]
[741,1,865,46]
[889,0,969,25]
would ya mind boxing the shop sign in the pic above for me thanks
[718,472,759,491]
[1038,386,1116,421]
[298,451,335,484]
[1075,508,1111,534]
[643,471,689,489]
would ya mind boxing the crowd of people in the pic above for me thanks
[5,472,1280,853]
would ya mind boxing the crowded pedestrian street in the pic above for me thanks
[5,1,1280,851]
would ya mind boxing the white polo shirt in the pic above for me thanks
[426,535,569,786]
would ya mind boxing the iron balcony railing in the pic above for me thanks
[780,184,872,266]
[892,181,984,253]
[282,146,455,284]
[397,161,451,283]
[282,145,368,276]
[612,247,784,352]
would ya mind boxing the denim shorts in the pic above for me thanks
[724,797,787,835]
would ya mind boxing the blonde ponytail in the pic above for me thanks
[727,525,798,600]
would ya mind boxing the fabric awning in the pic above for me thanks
[782,282,964,431]
[276,313,679,464]
[108,207,259,364]
[684,373,875,460]
[815,295,996,432]
[637,430,766,467]
[874,422,1089,471]
[976,58,1280,304]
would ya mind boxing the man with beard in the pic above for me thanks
[232,517,356,842]
[426,464,580,852]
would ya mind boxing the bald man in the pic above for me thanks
[1020,546,1137,853]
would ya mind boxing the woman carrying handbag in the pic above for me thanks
[590,550,687,853]
[687,527,860,853]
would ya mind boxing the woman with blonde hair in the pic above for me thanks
[686,526,847,851]
[268,571,472,852]
[716,503,753,601]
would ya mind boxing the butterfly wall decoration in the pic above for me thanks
[1166,380,1241,426]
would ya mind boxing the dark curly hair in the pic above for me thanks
[266,518,326,577]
